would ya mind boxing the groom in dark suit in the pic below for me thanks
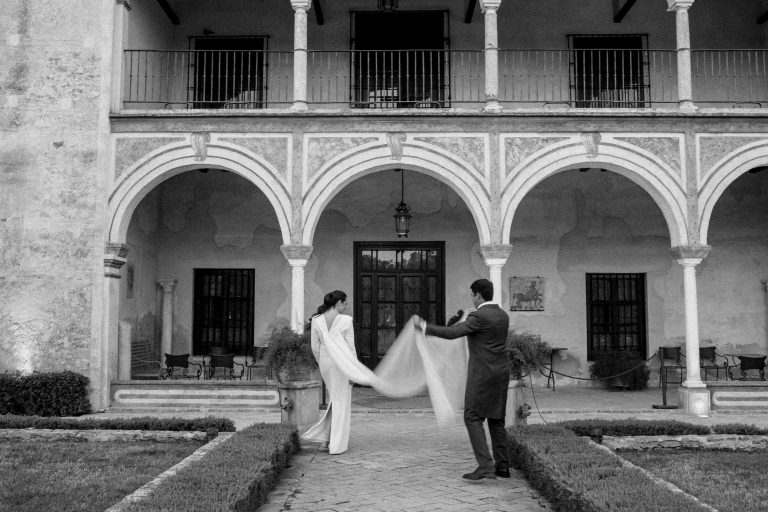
[415,279,510,481]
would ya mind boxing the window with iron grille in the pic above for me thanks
[190,36,267,109]
[193,269,255,356]
[586,273,647,360]
[569,35,649,108]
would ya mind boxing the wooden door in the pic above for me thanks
[354,242,445,368]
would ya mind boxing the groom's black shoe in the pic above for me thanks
[495,468,511,478]
[462,467,497,482]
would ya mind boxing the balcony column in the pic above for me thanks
[158,279,177,364]
[671,245,711,416]
[282,245,313,332]
[111,1,132,111]
[667,0,696,110]
[290,0,312,111]
[479,0,503,113]
[481,244,513,304]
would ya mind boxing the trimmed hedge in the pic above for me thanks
[0,415,235,432]
[123,423,299,512]
[554,418,768,436]
[508,424,712,512]
[0,371,91,416]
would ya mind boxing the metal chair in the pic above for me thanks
[205,353,245,380]
[162,353,202,380]
[698,347,729,381]
[658,346,685,387]
[729,355,767,381]
[245,346,268,380]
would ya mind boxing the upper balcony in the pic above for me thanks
[115,0,768,115]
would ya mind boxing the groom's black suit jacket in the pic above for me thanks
[426,304,510,418]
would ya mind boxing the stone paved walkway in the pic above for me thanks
[259,413,552,512]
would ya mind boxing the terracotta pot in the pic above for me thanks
[506,379,529,426]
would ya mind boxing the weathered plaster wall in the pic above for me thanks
[0,0,106,373]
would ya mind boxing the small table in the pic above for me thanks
[545,348,568,390]
[723,353,767,381]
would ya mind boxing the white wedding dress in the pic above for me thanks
[301,314,469,454]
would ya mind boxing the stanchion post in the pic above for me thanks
[653,349,679,409]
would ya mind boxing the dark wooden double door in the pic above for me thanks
[354,242,444,369]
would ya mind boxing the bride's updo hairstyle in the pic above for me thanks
[314,290,347,317]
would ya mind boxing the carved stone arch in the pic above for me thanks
[500,141,688,247]
[301,145,492,246]
[108,142,293,245]
[699,142,768,245]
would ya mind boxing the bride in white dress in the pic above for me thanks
[301,291,356,454]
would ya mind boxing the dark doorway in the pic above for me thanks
[190,36,267,108]
[569,34,648,108]
[193,269,255,356]
[351,11,449,107]
[586,273,647,360]
[354,242,445,368]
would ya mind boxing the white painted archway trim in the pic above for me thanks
[698,141,768,245]
[500,141,689,247]
[301,145,492,246]
[108,141,293,245]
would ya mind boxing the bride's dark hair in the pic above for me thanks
[313,290,347,317]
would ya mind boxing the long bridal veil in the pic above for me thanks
[317,316,469,427]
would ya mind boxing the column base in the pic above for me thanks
[291,101,309,111]
[678,100,697,111]
[483,100,503,113]
[678,385,710,417]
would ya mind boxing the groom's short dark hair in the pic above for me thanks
[471,279,494,301]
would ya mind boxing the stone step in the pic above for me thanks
[110,379,282,410]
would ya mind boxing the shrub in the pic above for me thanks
[263,325,317,381]
[0,414,235,432]
[589,350,650,390]
[506,331,551,379]
[0,371,91,416]
[556,419,711,436]
[123,423,300,512]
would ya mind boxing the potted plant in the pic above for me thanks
[505,331,551,425]
[263,325,317,382]
[590,350,650,390]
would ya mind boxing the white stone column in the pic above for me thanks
[97,243,128,410]
[111,0,131,112]
[667,0,696,110]
[481,244,513,304]
[671,244,711,416]
[480,0,503,113]
[158,279,177,363]
[281,245,313,332]
[290,0,311,111]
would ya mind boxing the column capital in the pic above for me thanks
[670,244,711,262]
[290,0,311,11]
[479,0,502,13]
[281,244,313,265]
[116,0,132,10]
[481,244,513,265]
[158,279,177,292]
[667,0,694,12]
[104,243,129,278]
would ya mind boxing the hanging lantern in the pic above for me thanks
[378,0,398,12]
[394,169,411,238]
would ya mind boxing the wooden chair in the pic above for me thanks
[130,339,162,380]
[698,347,729,381]
[205,353,245,380]
[658,346,685,387]
[163,353,202,380]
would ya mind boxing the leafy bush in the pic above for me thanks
[0,414,235,432]
[508,424,712,512]
[123,423,300,512]
[556,419,711,436]
[506,331,551,379]
[263,325,317,381]
[589,350,650,390]
[0,371,91,416]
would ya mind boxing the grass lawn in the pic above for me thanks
[621,449,768,512]
[0,440,204,512]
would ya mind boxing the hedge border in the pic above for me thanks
[0,414,235,432]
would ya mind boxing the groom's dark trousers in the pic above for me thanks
[426,303,511,471]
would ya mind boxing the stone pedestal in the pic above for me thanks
[678,385,710,417]
[278,380,321,430]
[505,379,529,426]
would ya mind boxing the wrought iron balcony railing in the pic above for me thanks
[121,48,768,110]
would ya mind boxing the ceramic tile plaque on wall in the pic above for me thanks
[509,276,544,311]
